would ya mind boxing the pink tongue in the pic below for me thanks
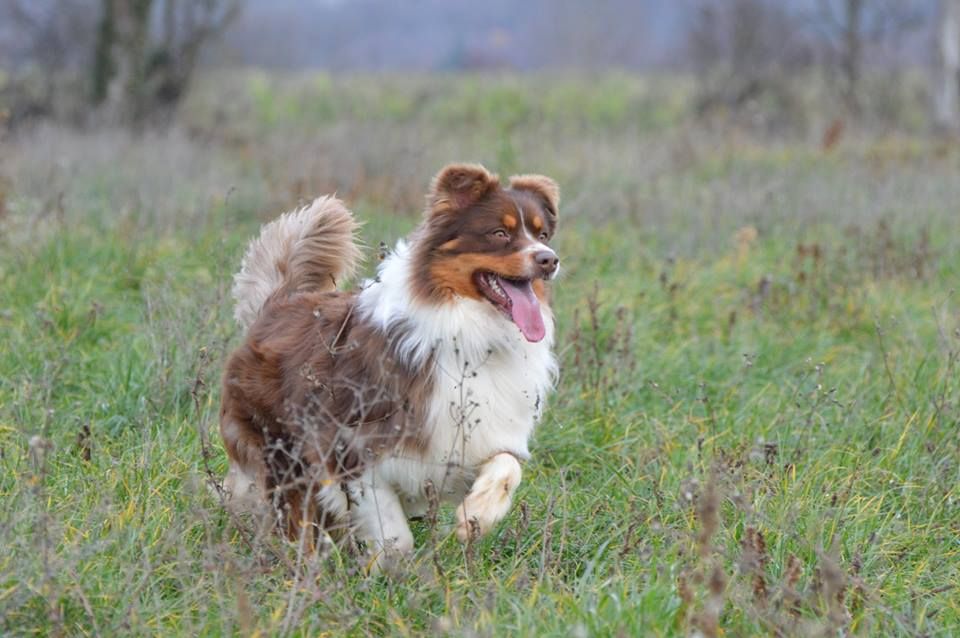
[499,277,545,342]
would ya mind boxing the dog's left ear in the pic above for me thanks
[508,174,560,220]
[429,163,500,214]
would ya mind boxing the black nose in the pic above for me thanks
[534,250,559,276]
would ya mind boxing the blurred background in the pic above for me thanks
[2,1,959,129]
[3,1,960,128]
[2,0,959,245]
[3,4,960,635]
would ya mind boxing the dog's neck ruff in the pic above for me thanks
[356,240,557,372]
[356,238,558,478]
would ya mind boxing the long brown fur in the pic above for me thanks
[220,165,559,544]
[232,196,362,330]
[220,289,433,540]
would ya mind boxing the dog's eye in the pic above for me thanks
[491,229,510,240]
[538,232,549,241]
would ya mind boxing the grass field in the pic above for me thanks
[1,73,959,636]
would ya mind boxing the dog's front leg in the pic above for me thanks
[455,452,522,543]
[348,473,414,573]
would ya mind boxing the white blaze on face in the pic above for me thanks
[514,200,534,242]
[514,199,558,277]
[524,241,553,254]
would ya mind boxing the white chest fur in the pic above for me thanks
[379,330,555,510]
[356,242,558,511]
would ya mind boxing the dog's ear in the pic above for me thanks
[429,163,499,214]
[508,174,560,220]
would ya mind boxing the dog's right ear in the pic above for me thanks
[428,163,499,214]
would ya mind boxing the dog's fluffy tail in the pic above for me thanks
[233,196,362,330]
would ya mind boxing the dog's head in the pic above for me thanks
[413,163,560,343]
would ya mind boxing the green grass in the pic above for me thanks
[1,74,959,636]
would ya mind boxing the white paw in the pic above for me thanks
[455,454,521,543]
[222,463,261,511]
[364,532,414,575]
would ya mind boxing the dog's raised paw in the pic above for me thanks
[455,453,522,542]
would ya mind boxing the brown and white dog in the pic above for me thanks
[219,163,559,568]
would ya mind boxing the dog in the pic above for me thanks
[219,163,560,568]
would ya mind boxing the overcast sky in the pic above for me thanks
[208,0,938,71]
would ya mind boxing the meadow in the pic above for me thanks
[1,73,958,636]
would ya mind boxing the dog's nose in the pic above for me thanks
[534,250,559,276]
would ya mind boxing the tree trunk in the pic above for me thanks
[91,0,115,105]
[91,0,154,124]
[936,0,960,131]
[87,0,238,127]
[842,0,864,113]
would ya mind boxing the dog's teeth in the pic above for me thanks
[480,273,509,302]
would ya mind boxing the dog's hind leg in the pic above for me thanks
[220,407,266,509]
[455,452,522,543]
[223,462,259,505]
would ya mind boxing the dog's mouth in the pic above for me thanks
[473,271,545,343]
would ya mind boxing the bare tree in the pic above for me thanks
[0,0,241,129]
[687,0,814,130]
[92,0,242,125]
[812,0,926,113]
[839,0,865,111]
[0,1,98,125]
[935,0,960,131]
[0,1,97,71]
[812,0,867,112]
